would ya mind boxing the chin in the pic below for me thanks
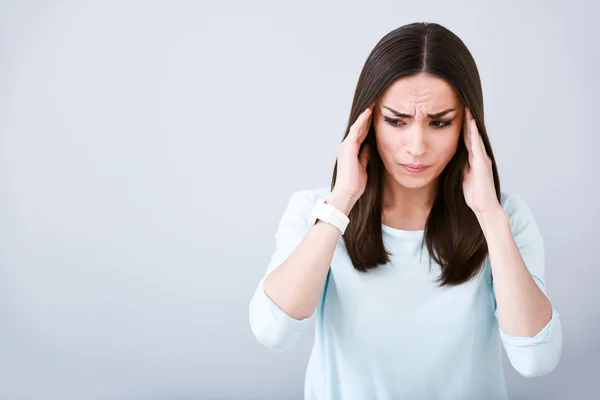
[396,179,432,189]
[394,169,438,189]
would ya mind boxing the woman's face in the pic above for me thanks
[373,72,465,190]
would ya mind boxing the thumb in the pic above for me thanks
[359,143,371,169]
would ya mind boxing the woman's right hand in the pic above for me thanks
[329,102,375,213]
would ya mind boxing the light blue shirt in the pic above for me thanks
[249,186,562,399]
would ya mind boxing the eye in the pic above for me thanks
[384,117,453,129]
[383,117,404,127]
[431,120,453,129]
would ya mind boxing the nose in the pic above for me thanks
[406,128,427,158]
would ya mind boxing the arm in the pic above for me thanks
[249,189,354,351]
[480,193,562,377]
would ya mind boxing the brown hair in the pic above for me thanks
[330,22,501,286]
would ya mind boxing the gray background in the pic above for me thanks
[0,0,598,399]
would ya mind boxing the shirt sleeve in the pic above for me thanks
[490,193,563,378]
[249,190,319,351]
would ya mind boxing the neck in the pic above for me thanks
[381,171,438,229]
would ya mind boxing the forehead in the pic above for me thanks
[379,73,459,109]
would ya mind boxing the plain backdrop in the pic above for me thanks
[0,0,598,399]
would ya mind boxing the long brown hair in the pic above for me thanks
[331,22,501,286]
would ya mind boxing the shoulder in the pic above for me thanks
[499,191,542,240]
[500,191,536,220]
[288,186,330,206]
[281,185,330,218]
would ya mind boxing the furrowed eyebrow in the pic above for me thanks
[382,106,456,119]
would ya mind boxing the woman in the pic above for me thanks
[249,22,562,399]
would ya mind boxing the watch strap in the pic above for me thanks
[307,198,350,235]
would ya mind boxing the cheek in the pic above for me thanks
[374,123,395,153]
[432,132,461,160]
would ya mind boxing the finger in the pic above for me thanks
[466,108,484,153]
[474,123,488,163]
[466,106,474,121]
[350,104,375,143]
[468,116,484,161]
[463,126,471,154]
[472,119,486,155]
[356,109,374,144]
[463,163,470,181]
[351,105,373,135]
[463,108,472,151]
[359,143,371,169]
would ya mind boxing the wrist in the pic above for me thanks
[324,191,356,216]
[476,208,509,237]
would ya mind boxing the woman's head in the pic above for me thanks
[331,22,501,286]
[373,72,464,191]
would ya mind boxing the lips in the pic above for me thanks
[401,164,429,173]
[402,163,428,169]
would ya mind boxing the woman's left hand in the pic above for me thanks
[461,107,502,217]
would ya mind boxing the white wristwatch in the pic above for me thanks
[307,198,350,235]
